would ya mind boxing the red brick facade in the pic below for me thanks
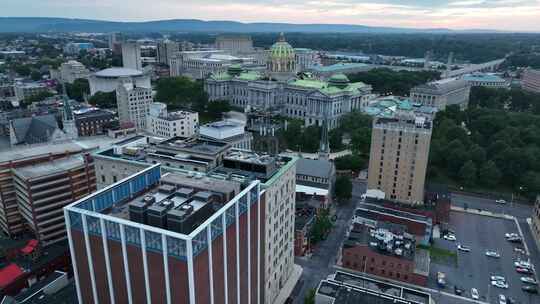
[342,245,427,286]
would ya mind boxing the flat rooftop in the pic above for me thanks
[158,137,229,155]
[356,202,431,224]
[14,155,85,179]
[0,136,120,163]
[106,172,241,234]
[318,270,431,304]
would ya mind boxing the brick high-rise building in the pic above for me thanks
[65,151,300,304]
[0,149,96,245]
[367,114,433,205]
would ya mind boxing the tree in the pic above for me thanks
[329,129,343,150]
[310,210,332,244]
[459,160,477,187]
[207,100,231,117]
[155,77,208,111]
[30,70,41,81]
[304,289,316,304]
[89,91,117,109]
[334,154,366,172]
[24,91,54,104]
[334,175,353,202]
[478,161,501,188]
[66,78,90,102]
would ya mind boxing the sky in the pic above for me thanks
[3,0,540,31]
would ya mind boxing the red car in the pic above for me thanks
[516,267,533,274]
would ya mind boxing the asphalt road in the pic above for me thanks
[292,180,365,304]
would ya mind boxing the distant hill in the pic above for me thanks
[0,17,468,33]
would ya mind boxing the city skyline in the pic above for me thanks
[3,0,540,32]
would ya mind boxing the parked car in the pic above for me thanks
[457,244,471,252]
[496,199,506,204]
[492,280,509,289]
[471,288,479,300]
[521,277,537,284]
[454,286,464,295]
[516,267,534,274]
[514,261,533,269]
[522,285,538,293]
[508,236,522,243]
[499,294,507,304]
[444,234,456,241]
[514,247,526,255]
[486,250,501,258]
[491,276,506,282]
[505,233,519,239]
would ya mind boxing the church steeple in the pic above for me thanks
[61,83,78,139]
[318,113,330,160]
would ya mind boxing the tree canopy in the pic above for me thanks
[66,78,90,102]
[348,69,440,96]
[334,175,353,202]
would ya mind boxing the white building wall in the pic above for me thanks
[116,83,153,131]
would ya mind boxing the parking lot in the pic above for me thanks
[427,211,540,304]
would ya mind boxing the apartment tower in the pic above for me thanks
[367,114,433,205]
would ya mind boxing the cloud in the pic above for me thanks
[2,0,540,31]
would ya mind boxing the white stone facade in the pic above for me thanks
[116,82,153,131]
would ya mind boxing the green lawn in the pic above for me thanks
[417,244,458,267]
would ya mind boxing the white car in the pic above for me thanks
[505,233,519,239]
[486,250,501,258]
[496,199,506,204]
[457,244,471,252]
[491,275,506,282]
[491,280,509,289]
[444,234,456,241]
[471,288,479,300]
[514,261,533,269]
[514,247,526,255]
[499,294,507,304]
[521,277,538,284]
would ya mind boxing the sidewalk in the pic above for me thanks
[273,264,303,304]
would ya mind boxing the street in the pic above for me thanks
[292,179,365,304]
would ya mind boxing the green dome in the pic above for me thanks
[227,64,243,76]
[328,73,350,89]
[270,33,295,60]
[328,73,350,84]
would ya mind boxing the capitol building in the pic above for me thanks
[205,34,375,129]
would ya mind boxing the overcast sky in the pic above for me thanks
[3,0,540,31]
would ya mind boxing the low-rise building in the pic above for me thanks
[9,114,70,146]
[309,63,371,79]
[353,202,433,244]
[295,158,335,208]
[522,68,540,93]
[170,50,254,80]
[14,82,48,102]
[58,60,90,84]
[74,107,115,136]
[88,67,151,95]
[341,222,430,286]
[315,270,432,304]
[93,136,231,188]
[295,204,316,256]
[462,73,509,88]
[199,119,253,150]
[410,77,471,111]
[63,42,95,55]
[147,103,199,138]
